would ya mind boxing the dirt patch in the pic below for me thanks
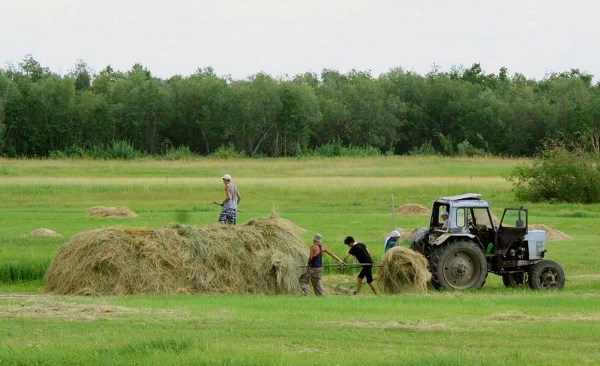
[483,311,600,323]
[530,224,573,240]
[395,204,430,215]
[0,295,139,321]
[331,320,447,331]
[27,228,63,238]
[89,206,138,218]
[569,274,600,279]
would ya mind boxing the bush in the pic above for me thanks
[310,140,381,157]
[89,140,141,160]
[163,145,194,160]
[210,144,247,159]
[409,140,437,156]
[507,141,600,203]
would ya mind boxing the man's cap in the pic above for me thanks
[343,236,354,244]
[221,174,232,180]
[390,230,401,238]
[313,233,322,242]
[441,211,449,217]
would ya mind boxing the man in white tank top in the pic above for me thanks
[218,173,242,225]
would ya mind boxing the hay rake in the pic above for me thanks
[328,263,381,295]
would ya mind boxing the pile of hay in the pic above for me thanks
[530,224,573,240]
[378,246,431,294]
[89,206,138,218]
[28,228,62,238]
[45,212,308,295]
[395,204,430,215]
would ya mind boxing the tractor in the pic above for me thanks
[409,193,565,290]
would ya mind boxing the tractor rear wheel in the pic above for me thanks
[502,272,528,288]
[430,240,487,290]
[528,260,565,289]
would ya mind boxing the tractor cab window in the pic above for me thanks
[471,208,493,229]
[455,207,467,232]
[500,209,527,229]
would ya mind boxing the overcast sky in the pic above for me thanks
[1,0,599,82]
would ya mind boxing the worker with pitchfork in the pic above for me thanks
[299,233,345,296]
[342,236,377,295]
[218,173,241,225]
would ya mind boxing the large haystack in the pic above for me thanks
[379,246,431,294]
[89,206,138,218]
[45,213,308,295]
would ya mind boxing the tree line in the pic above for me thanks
[0,55,599,158]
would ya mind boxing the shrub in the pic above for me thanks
[163,145,194,160]
[90,140,141,160]
[409,140,437,156]
[210,144,246,159]
[310,140,381,157]
[507,141,600,203]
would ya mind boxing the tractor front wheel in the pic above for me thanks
[528,260,565,290]
[430,240,487,290]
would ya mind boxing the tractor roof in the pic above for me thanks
[434,193,489,209]
[436,193,482,202]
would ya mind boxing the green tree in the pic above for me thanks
[275,81,321,156]
[508,139,600,203]
[109,64,169,154]
[166,69,228,155]
[68,59,92,91]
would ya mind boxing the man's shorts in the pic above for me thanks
[218,208,237,225]
[357,265,374,283]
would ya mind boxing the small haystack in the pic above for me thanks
[89,206,138,218]
[396,204,430,216]
[530,224,573,241]
[28,228,63,238]
[379,246,431,294]
[45,212,308,295]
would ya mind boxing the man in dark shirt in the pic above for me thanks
[341,236,377,295]
[299,233,345,296]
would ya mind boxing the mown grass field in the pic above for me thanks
[1,156,599,365]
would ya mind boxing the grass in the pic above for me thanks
[0,156,599,365]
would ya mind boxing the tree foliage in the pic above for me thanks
[1,56,599,159]
[508,139,600,203]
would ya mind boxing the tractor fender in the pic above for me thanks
[432,233,477,246]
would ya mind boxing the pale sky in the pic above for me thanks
[1,0,599,82]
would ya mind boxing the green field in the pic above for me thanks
[1,156,599,365]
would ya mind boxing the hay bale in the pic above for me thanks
[379,246,431,294]
[89,206,138,218]
[44,212,308,295]
[28,228,63,238]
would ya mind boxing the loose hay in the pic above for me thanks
[45,212,308,295]
[379,246,431,294]
[28,228,62,238]
[89,206,138,218]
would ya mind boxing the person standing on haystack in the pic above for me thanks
[342,236,377,295]
[300,233,345,296]
[218,173,241,225]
